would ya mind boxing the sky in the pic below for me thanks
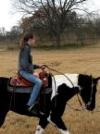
[0,0,100,31]
[0,0,22,31]
[87,0,100,12]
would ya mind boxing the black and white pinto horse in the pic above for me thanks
[0,73,99,134]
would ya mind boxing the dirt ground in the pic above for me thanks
[0,46,100,134]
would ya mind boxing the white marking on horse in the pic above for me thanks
[51,73,79,99]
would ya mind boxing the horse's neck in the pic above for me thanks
[51,73,79,99]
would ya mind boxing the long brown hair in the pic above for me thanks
[20,32,34,49]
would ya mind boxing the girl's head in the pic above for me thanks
[20,32,35,48]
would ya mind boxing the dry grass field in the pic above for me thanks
[0,45,100,134]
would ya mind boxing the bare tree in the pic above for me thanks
[12,0,88,47]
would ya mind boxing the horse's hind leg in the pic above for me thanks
[0,111,8,127]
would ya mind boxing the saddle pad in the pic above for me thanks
[8,85,32,93]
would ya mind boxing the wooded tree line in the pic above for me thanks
[0,0,100,47]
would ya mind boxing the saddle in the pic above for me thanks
[10,70,49,88]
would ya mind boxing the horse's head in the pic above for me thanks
[78,74,100,111]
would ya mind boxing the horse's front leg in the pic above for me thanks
[35,92,52,134]
[35,115,49,134]
[48,114,70,134]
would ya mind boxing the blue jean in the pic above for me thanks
[20,70,42,107]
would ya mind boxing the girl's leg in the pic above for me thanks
[20,71,42,107]
[27,77,42,107]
